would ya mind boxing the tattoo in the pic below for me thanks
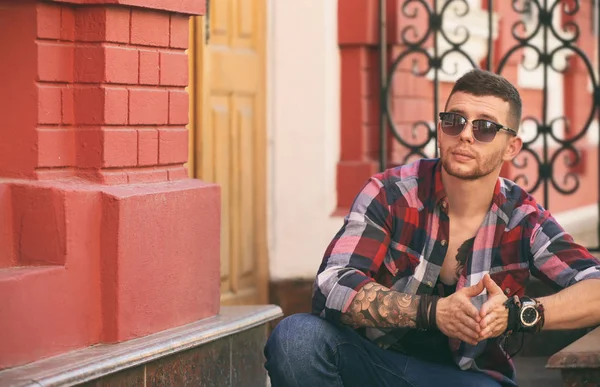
[340,282,420,329]
[455,236,475,279]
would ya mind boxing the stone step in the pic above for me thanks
[513,356,562,387]
[0,305,282,387]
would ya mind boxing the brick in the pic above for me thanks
[105,7,131,43]
[137,129,159,166]
[102,129,138,167]
[38,84,62,125]
[338,0,378,45]
[169,90,189,125]
[37,129,75,167]
[76,129,103,167]
[167,166,188,181]
[362,95,380,125]
[74,45,105,83]
[98,170,129,185]
[131,9,170,47]
[75,45,138,84]
[129,88,169,125]
[37,42,74,82]
[139,49,160,85]
[62,86,74,125]
[35,169,74,180]
[104,87,129,125]
[105,45,139,84]
[340,48,365,160]
[159,51,188,86]
[74,86,104,125]
[73,86,127,125]
[158,128,188,165]
[37,2,62,40]
[170,15,189,49]
[127,168,168,183]
[75,7,129,43]
[61,7,75,41]
[75,7,106,42]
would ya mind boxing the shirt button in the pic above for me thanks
[426,281,433,287]
[441,200,447,210]
[441,240,447,247]
[504,288,511,295]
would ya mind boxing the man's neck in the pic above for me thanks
[441,168,499,217]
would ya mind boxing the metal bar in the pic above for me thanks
[542,0,549,209]
[379,0,387,171]
[487,0,494,71]
[433,0,439,156]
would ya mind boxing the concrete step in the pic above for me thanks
[513,356,561,387]
[0,305,283,387]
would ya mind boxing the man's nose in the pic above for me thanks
[459,121,475,143]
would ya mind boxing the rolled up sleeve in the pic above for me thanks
[529,209,600,289]
[311,177,392,324]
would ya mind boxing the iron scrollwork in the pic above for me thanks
[381,0,600,249]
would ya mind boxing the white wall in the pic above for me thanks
[267,0,342,280]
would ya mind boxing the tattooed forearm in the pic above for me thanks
[340,282,420,329]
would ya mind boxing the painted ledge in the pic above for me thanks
[0,305,283,387]
[547,326,600,369]
[50,0,206,16]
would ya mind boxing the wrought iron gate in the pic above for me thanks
[379,0,600,250]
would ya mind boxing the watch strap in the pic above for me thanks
[503,295,521,335]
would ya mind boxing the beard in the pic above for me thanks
[440,145,504,180]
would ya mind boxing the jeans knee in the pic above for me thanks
[264,313,338,364]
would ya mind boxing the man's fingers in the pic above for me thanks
[459,313,481,332]
[480,301,492,318]
[457,333,475,346]
[480,295,508,319]
[457,325,480,345]
[461,301,481,322]
[480,311,496,329]
[480,319,499,339]
[462,280,485,298]
[483,274,502,295]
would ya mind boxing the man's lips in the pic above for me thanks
[452,150,475,160]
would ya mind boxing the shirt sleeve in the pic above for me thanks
[311,176,393,324]
[529,207,600,289]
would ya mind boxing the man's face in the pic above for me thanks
[438,91,517,181]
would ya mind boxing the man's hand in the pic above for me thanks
[436,280,484,346]
[478,274,508,340]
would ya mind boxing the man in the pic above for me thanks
[264,69,600,386]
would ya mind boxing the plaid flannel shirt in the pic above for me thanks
[312,158,600,385]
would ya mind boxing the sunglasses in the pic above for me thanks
[438,112,518,143]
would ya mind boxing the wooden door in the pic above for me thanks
[188,0,268,305]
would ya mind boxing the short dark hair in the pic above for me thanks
[446,69,522,130]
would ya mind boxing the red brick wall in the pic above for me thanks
[0,0,219,370]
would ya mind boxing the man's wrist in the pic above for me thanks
[503,295,545,334]
[416,294,440,330]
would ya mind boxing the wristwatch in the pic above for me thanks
[503,295,545,334]
[519,296,544,330]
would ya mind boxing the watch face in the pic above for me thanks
[521,306,539,326]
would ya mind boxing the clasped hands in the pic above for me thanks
[435,274,508,346]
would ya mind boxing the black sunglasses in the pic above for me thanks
[438,112,518,143]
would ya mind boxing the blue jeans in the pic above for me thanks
[264,313,503,387]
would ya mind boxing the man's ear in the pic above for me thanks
[503,136,523,161]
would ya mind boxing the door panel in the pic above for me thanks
[189,0,267,306]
